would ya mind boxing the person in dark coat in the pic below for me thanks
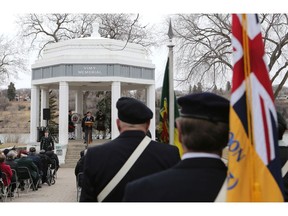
[277,112,288,167]
[15,150,40,190]
[75,149,87,187]
[95,110,106,139]
[68,110,76,140]
[80,97,180,202]
[123,92,230,202]
[82,111,95,144]
[45,146,60,174]
[27,147,42,179]
[40,130,54,151]
[277,112,288,201]
[38,150,52,184]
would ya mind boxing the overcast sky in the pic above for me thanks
[0,12,170,89]
[0,0,284,89]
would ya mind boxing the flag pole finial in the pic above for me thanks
[168,18,174,41]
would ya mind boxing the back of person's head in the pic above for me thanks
[0,153,6,163]
[29,147,36,153]
[3,149,9,156]
[116,97,153,125]
[6,150,17,159]
[277,112,287,140]
[177,92,230,153]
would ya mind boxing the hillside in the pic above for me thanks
[1,86,288,135]
[0,101,30,134]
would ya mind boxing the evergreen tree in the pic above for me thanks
[192,85,197,93]
[7,82,16,101]
[189,85,192,93]
[212,85,218,94]
[226,81,231,92]
[48,90,59,126]
[197,82,203,93]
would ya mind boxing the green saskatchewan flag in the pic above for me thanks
[158,57,183,156]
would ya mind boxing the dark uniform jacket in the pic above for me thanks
[69,114,75,132]
[40,136,54,151]
[123,157,227,202]
[45,151,60,170]
[79,130,180,202]
[15,157,39,180]
[82,116,95,130]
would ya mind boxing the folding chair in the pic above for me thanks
[76,172,83,201]
[17,166,35,192]
[0,172,9,202]
[8,169,20,199]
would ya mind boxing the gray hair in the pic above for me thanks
[6,150,17,159]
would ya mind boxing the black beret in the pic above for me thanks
[3,149,9,156]
[29,147,36,152]
[177,92,230,123]
[116,97,153,124]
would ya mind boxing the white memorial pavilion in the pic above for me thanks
[29,27,156,147]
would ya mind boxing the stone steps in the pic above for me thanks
[63,139,109,168]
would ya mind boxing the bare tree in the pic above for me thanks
[16,13,157,57]
[0,35,28,86]
[16,13,96,56]
[172,14,288,97]
[98,14,156,50]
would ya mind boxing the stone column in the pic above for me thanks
[75,88,83,140]
[59,81,69,145]
[30,85,40,143]
[146,84,156,140]
[40,87,49,127]
[111,81,121,139]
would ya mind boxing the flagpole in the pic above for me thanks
[168,19,175,144]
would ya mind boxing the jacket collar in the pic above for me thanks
[118,130,146,139]
[174,157,227,170]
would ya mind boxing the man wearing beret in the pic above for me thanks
[277,112,288,201]
[123,92,230,202]
[80,97,180,202]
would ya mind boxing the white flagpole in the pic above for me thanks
[168,19,175,144]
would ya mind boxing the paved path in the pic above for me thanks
[9,168,77,202]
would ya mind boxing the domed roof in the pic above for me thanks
[32,34,154,69]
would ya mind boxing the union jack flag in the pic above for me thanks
[227,14,284,201]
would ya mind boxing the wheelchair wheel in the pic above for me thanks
[46,168,52,186]
[51,177,56,185]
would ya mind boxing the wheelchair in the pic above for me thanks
[76,172,83,201]
[46,160,57,186]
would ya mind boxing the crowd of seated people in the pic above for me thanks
[0,146,59,200]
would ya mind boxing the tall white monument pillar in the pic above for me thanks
[75,88,83,139]
[59,81,69,145]
[111,81,121,139]
[40,87,49,127]
[30,85,40,143]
